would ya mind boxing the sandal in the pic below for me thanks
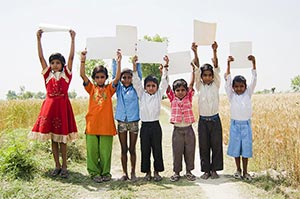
[51,168,61,177]
[200,172,210,180]
[59,169,69,178]
[185,173,196,181]
[143,173,152,181]
[243,173,252,181]
[153,173,162,182]
[92,176,103,183]
[120,175,129,181]
[102,175,112,182]
[233,170,242,179]
[130,172,137,182]
[170,174,180,182]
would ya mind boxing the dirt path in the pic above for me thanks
[160,105,256,199]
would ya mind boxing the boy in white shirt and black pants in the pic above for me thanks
[193,41,223,179]
[132,56,169,182]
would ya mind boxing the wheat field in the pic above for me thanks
[0,93,299,185]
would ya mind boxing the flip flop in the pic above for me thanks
[233,170,242,179]
[51,168,61,177]
[185,173,196,181]
[170,174,180,182]
[59,169,69,178]
[153,174,162,182]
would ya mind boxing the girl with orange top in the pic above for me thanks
[80,49,121,183]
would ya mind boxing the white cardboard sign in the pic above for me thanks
[167,51,192,75]
[86,37,117,60]
[136,40,168,63]
[230,41,252,68]
[194,20,216,46]
[39,23,71,32]
[116,25,137,56]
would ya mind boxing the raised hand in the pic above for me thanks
[212,41,218,51]
[70,30,76,40]
[248,55,256,69]
[191,42,198,53]
[116,49,122,63]
[81,49,87,62]
[228,56,234,62]
[36,29,43,40]
[163,55,169,67]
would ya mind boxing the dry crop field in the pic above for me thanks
[1,93,299,187]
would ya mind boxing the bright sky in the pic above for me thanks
[1,0,299,99]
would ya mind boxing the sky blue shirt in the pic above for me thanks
[112,59,142,122]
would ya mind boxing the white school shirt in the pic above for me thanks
[132,68,169,122]
[195,66,221,116]
[225,70,257,121]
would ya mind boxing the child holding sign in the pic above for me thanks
[225,55,257,181]
[29,29,78,178]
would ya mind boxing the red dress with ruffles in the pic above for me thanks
[29,66,78,143]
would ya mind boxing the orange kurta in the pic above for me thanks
[84,81,117,136]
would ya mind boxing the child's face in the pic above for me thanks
[94,72,107,86]
[50,59,63,72]
[201,70,213,84]
[233,82,246,95]
[121,73,132,87]
[174,86,187,100]
[145,81,158,95]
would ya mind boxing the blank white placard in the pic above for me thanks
[39,23,71,32]
[116,25,137,56]
[136,40,167,63]
[167,51,192,75]
[86,37,117,60]
[230,41,252,68]
[194,20,216,46]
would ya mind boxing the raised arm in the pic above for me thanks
[192,43,201,92]
[159,55,170,95]
[112,50,121,86]
[36,30,47,70]
[211,41,218,68]
[248,55,257,95]
[226,56,234,77]
[191,42,199,67]
[189,62,195,90]
[225,56,234,99]
[132,55,144,98]
[80,50,89,83]
[67,30,76,71]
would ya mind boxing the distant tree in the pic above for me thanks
[34,91,46,99]
[20,91,34,99]
[68,90,77,99]
[271,87,276,94]
[141,34,169,82]
[82,59,105,78]
[6,90,18,100]
[291,75,300,92]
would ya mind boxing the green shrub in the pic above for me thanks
[0,141,37,180]
[67,142,86,162]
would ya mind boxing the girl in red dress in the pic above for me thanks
[28,29,78,178]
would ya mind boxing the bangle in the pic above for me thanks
[81,60,85,63]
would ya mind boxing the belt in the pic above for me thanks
[200,114,219,121]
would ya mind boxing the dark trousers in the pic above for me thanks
[198,115,223,172]
[172,125,195,173]
[140,121,164,173]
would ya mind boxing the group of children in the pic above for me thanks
[28,29,257,182]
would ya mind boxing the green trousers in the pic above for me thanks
[86,134,113,177]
